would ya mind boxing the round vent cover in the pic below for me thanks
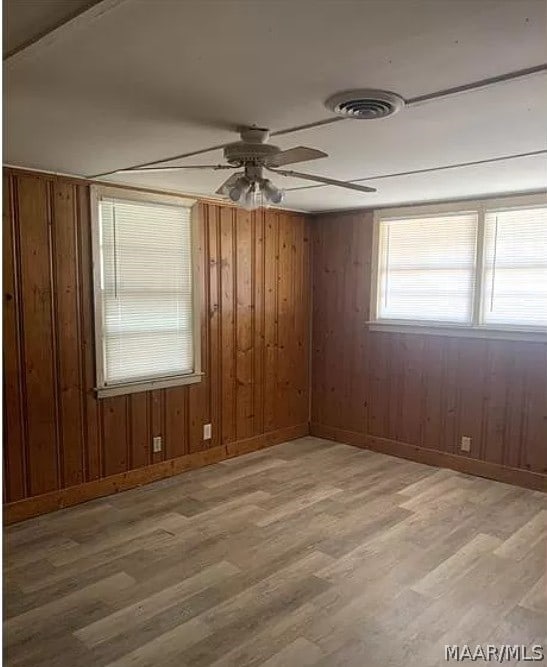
[325,89,405,119]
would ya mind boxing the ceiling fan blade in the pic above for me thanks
[269,168,377,193]
[267,146,328,168]
[215,172,244,195]
[115,164,235,174]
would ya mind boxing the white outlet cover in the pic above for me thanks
[203,423,212,440]
[153,436,162,452]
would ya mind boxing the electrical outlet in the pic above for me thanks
[153,436,162,453]
[460,436,471,452]
[203,423,212,440]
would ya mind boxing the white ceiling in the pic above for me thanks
[4,0,547,212]
[3,0,96,55]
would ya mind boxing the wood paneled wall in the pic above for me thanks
[4,167,545,518]
[3,168,311,512]
[311,210,547,486]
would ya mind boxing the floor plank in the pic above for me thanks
[4,437,546,667]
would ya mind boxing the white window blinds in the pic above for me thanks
[377,212,478,323]
[482,207,547,327]
[97,197,194,386]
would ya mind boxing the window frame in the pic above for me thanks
[91,185,202,398]
[369,193,547,342]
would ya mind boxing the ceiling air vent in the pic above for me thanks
[325,89,405,119]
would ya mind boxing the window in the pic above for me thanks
[376,212,478,324]
[482,207,547,327]
[91,187,201,397]
[371,194,547,340]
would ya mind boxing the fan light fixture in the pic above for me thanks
[111,125,377,207]
[223,174,284,210]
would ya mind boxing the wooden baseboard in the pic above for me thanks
[4,423,309,525]
[310,423,547,493]
[310,423,367,448]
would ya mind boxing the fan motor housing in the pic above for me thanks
[325,89,405,119]
[224,141,280,165]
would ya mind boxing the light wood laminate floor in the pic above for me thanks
[4,437,547,667]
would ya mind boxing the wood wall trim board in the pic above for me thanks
[224,422,309,457]
[309,423,366,447]
[4,423,310,524]
[310,423,547,493]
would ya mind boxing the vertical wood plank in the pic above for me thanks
[369,332,391,439]
[519,344,547,474]
[220,205,236,443]
[3,173,26,501]
[101,396,129,475]
[164,387,187,459]
[482,341,511,465]
[150,389,164,464]
[129,392,150,468]
[439,337,459,453]
[422,336,445,451]
[235,208,255,439]
[398,334,425,446]
[253,209,265,436]
[346,214,369,435]
[504,343,528,470]
[276,212,293,428]
[76,184,101,482]
[311,214,328,427]
[336,214,353,430]
[263,210,279,431]
[189,204,210,451]
[208,205,222,448]
[455,339,488,459]
[294,215,311,426]
[52,181,85,487]
[17,174,59,496]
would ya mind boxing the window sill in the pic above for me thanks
[96,372,203,398]
[367,321,547,343]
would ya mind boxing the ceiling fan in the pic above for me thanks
[115,126,376,209]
